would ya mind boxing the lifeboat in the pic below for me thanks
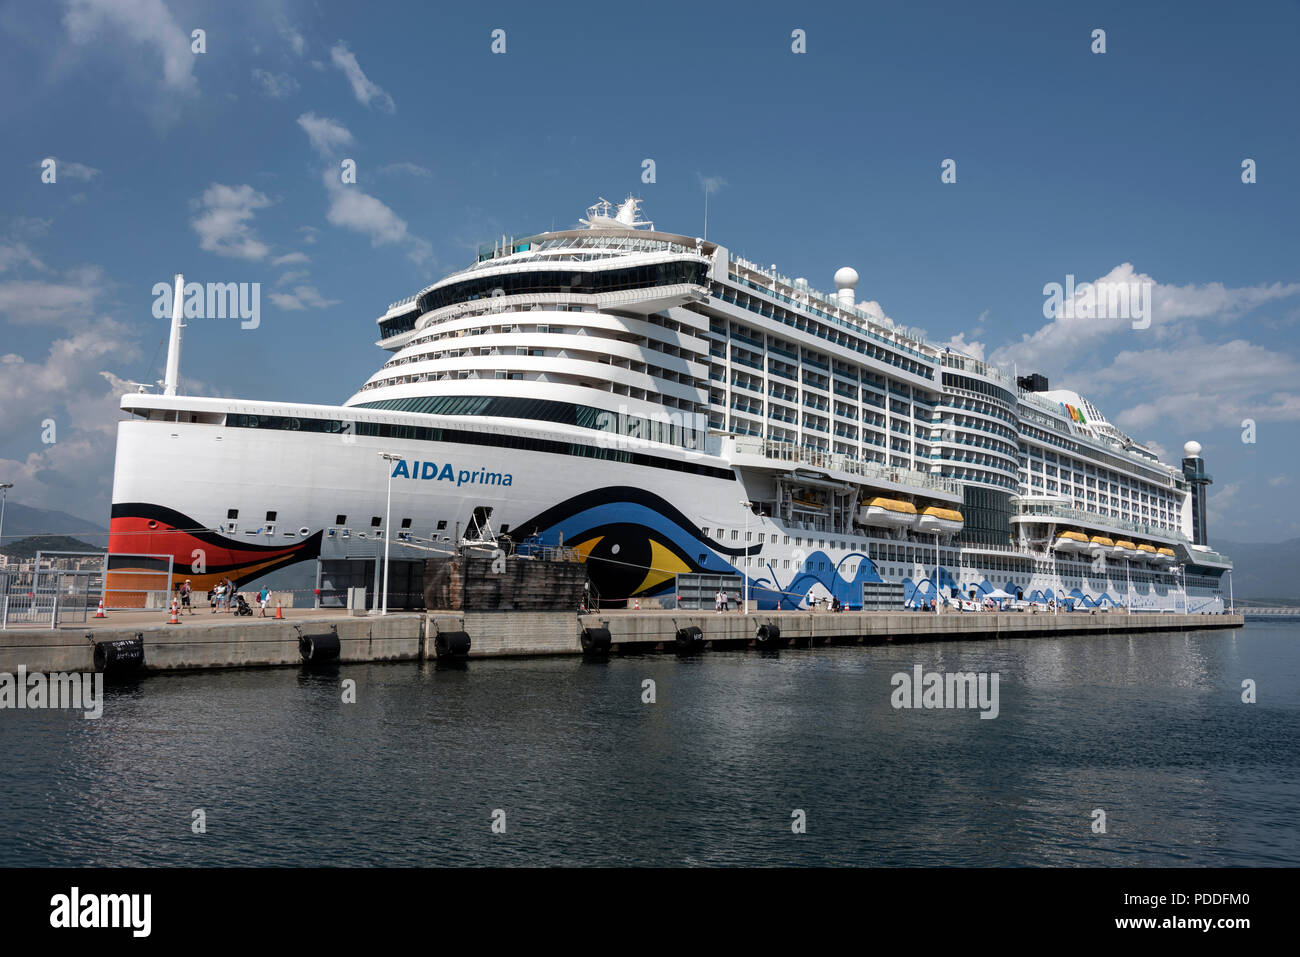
[1156,546,1176,564]
[858,497,918,528]
[1136,543,1157,562]
[1088,535,1115,556]
[1054,530,1089,554]
[1113,540,1138,557]
[917,506,963,535]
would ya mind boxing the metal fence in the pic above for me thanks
[674,573,744,611]
[0,568,102,628]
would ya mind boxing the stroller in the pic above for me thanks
[233,592,254,616]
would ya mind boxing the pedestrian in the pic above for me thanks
[211,582,224,614]
[258,585,270,617]
[181,579,193,615]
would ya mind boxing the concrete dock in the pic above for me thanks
[0,608,1245,674]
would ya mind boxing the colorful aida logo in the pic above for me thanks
[1059,402,1087,424]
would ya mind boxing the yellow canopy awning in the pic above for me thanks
[921,506,963,522]
[863,497,917,514]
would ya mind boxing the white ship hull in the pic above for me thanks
[108,399,1225,613]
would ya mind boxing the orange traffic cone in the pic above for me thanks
[94,599,107,618]
[633,597,640,610]
[274,599,284,619]
[168,599,180,625]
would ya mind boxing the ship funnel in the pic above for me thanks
[163,272,185,396]
[834,266,859,310]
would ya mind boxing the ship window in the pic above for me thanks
[227,508,239,519]
[336,515,347,525]
[400,518,412,529]
[437,520,447,530]
[266,511,277,521]
[371,516,382,527]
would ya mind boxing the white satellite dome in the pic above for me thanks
[1183,440,1203,458]
[833,266,859,289]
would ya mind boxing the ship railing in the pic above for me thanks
[1012,502,1189,542]
[756,439,960,495]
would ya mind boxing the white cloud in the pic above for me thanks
[62,0,196,94]
[991,263,1300,373]
[252,68,299,99]
[299,226,319,245]
[297,112,353,156]
[34,157,101,181]
[378,162,432,178]
[0,266,105,324]
[1268,475,1293,488]
[329,41,395,113]
[271,251,310,265]
[696,173,726,195]
[322,172,433,265]
[189,183,272,261]
[275,270,310,287]
[0,241,48,273]
[296,119,434,266]
[941,332,985,361]
[276,17,305,56]
[0,322,141,517]
[1093,338,1300,432]
[269,284,340,310]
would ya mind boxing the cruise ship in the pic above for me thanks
[107,197,1232,612]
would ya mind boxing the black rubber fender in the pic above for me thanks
[299,631,341,663]
[434,630,472,658]
[93,635,145,674]
[674,625,704,652]
[581,626,612,653]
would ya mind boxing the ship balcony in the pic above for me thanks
[722,435,962,502]
[1010,500,1189,546]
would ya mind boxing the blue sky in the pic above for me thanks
[1,0,1297,542]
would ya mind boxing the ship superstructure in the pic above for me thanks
[108,197,1231,611]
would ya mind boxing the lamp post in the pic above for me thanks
[0,483,12,557]
[933,531,940,614]
[1227,569,1233,614]
[378,453,399,615]
[740,499,752,614]
[1126,558,1132,615]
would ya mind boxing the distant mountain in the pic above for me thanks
[1214,538,1300,601]
[0,502,107,547]
[0,535,102,561]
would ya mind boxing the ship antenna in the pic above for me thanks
[163,272,185,396]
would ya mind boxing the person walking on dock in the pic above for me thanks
[180,579,193,615]
[258,586,270,617]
